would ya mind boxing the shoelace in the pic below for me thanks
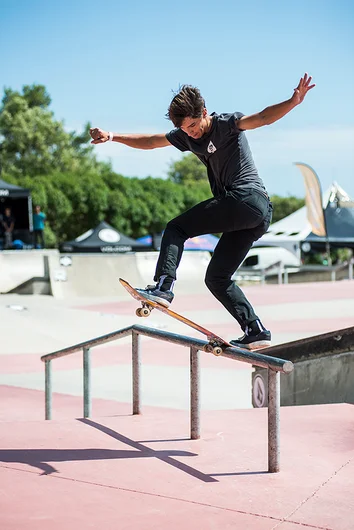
[145,284,158,291]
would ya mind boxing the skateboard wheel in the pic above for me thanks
[141,307,151,317]
[212,346,223,356]
[136,308,143,317]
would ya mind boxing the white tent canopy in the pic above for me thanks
[253,182,352,258]
[253,205,310,257]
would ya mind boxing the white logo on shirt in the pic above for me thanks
[207,141,217,154]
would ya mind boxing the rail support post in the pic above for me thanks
[268,369,280,472]
[45,360,52,420]
[190,346,201,440]
[83,347,91,418]
[132,331,141,415]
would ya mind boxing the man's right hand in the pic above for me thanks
[89,127,109,144]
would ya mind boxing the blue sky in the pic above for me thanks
[1,0,353,197]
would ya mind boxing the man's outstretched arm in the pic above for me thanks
[237,73,315,131]
[89,129,171,149]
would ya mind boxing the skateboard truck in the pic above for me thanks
[135,302,153,317]
[203,342,224,356]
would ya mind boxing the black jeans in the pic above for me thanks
[33,229,45,249]
[154,187,273,330]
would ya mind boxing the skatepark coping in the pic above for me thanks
[41,324,294,473]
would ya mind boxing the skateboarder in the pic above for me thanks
[90,73,315,349]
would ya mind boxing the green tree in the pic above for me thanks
[139,177,185,235]
[51,172,110,240]
[12,171,110,246]
[0,84,101,178]
[179,182,210,213]
[270,195,305,223]
[103,174,186,238]
[168,153,207,184]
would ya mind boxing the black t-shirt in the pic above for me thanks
[166,112,267,197]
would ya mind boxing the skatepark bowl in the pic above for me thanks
[41,324,294,474]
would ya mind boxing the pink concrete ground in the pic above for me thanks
[0,387,353,530]
[78,280,354,337]
[1,281,354,529]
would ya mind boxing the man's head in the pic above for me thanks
[35,205,41,213]
[167,85,211,139]
[5,207,11,216]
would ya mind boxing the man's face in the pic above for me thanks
[5,208,10,216]
[180,109,209,139]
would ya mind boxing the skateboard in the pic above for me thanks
[119,278,232,356]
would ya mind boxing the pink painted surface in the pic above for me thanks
[1,280,354,529]
[77,280,354,314]
[0,390,353,530]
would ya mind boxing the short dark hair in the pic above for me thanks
[167,85,205,127]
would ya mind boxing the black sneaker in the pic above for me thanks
[230,321,271,350]
[136,285,174,308]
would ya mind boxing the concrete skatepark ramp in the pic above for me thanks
[252,325,354,407]
[49,251,211,298]
[0,250,58,295]
[0,249,211,298]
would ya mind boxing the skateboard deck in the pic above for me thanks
[119,278,232,356]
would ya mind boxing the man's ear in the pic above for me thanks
[202,107,208,117]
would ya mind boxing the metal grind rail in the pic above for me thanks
[41,324,294,473]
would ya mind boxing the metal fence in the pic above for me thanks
[283,259,354,283]
[41,324,294,473]
[235,258,354,285]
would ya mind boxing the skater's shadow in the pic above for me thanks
[0,418,217,482]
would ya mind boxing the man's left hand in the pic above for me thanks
[291,73,315,105]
